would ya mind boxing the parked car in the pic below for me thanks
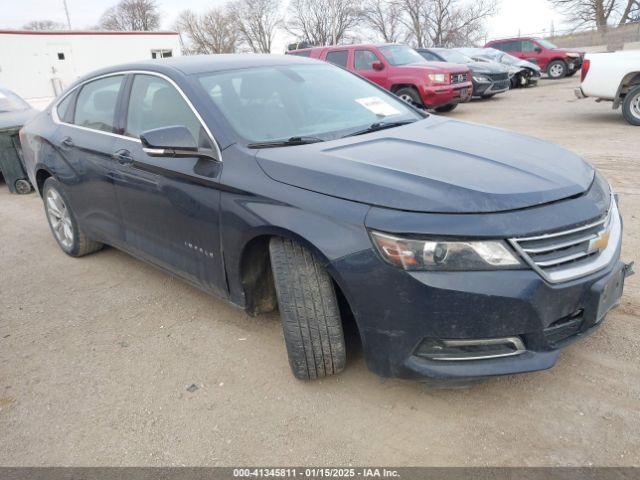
[0,85,36,194]
[288,43,472,112]
[416,48,510,98]
[575,50,640,125]
[20,55,631,381]
[485,37,584,79]
[457,47,541,88]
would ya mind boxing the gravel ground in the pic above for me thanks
[1,76,639,467]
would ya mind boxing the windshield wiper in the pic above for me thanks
[247,136,325,149]
[342,120,418,138]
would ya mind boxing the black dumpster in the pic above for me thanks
[0,86,37,194]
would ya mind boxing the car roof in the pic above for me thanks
[290,43,402,52]
[79,53,320,79]
[488,37,539,42]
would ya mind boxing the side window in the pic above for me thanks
[56,92,75,123]
[74,75,123,132]
[125,74,207,147]
[419,51,440,61]
[522,41,538,52]
[326,50,349,68]
[354,50,380,70]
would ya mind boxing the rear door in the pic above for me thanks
[51,74,126,244]
[324,49,351,71]
[111,73,226,297]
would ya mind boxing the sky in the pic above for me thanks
[1,0,568,51]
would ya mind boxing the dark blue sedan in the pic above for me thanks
[20,54,630,381]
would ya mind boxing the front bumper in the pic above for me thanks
[331,246,628,380]
[421,82,473,108]
[473,78,510,97]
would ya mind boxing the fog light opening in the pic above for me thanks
[415,337,526,361]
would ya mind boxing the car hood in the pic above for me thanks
[255,117,594,214]
[466,61,510,74]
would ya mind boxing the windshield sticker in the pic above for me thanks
[355,97,401,117]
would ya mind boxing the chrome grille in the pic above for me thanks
[451,73,467,84]
[510,197,621,283]
[488,72,509,81]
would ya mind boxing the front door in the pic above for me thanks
[353,49,388,89]
[111,73,226,297]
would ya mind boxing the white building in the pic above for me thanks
[0,30,182,105]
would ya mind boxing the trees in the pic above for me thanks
[175,8,239,54]
[228,0,283,53]
[23,20,67,31]
[99,0,160,31]
[361,0,403,43]
[549,0,640,31]
[285,0,362,45]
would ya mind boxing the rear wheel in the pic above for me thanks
[547,60,567,79]
[269,237,346,380]
[43,177,103,257]
[395,87,423,108]
[622,85,640,126]
[14,179,32,194]
[435,103,458,113]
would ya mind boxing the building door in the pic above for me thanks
[46,44,75,95]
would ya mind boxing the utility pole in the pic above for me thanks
[62,0,72,29]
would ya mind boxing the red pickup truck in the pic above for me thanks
[287,44,473,112]
[485,37,584,79]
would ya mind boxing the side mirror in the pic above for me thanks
[534,46,542,53]
[372,61,384,71]
[140,125,217,161]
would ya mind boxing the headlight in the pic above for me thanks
[370,231,524,271]
[472,75,491,83]
[428,73,448,84]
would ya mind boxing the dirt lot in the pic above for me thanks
[1,76,639,467]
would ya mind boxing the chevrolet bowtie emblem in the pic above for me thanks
[588,231,610,253]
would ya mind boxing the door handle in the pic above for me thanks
[113,149,134,165]
[60,136,74,148]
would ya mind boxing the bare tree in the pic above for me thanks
[100,0,160,31]
[618,0,640,24]
[23,20,67,30]
[285,0,362,45]
[399,0,496,47]
[548,0,637,30]
[361,0,403,42]
[228,0,282,53]
[397,0,430,47]
[175,8,238,54]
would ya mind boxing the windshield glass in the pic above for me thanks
[198,64,421,143]
[378,45,427,66]
[435,50,472,64]
[537,39,557,49]
[0,88,30,113]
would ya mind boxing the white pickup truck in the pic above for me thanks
[575,50,640,125]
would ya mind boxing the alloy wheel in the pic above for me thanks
[631,92,640,121]
[549,64,564,78]
[46,188,74,249]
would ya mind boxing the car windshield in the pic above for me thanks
[0,88,30,113]
[197,63,422,143]
[537,39,557,49]
[435,50,472,64]
[378,45,427,66]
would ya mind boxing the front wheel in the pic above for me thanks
[622,85,640,126]
[395,87,424,108]
[43,177,103,257]
[269,237,346,380]
[547,60,567,79]
[435,103,458,113]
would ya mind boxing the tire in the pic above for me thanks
[15,179,32,194]
[43,177,103,257]
[435,103,458,113]
[395,87,423,108]
[269,237,346,380]
[622,85,640,126]
[547,60,567,79]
